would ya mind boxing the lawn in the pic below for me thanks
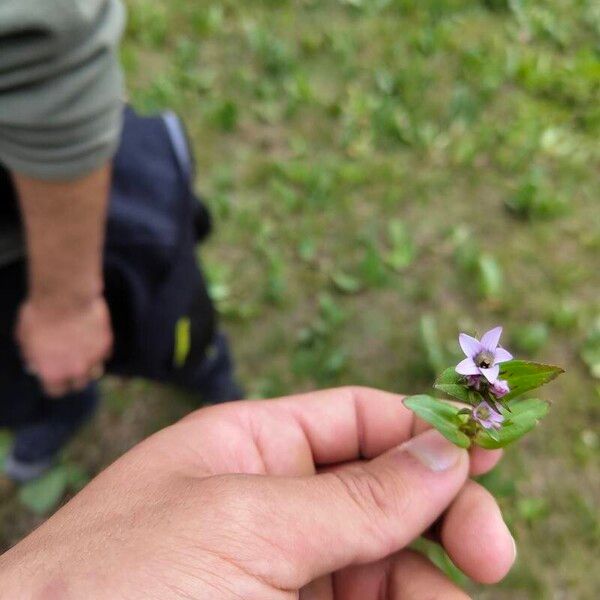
[1,0,599,597]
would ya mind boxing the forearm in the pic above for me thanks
[13,164,110,312]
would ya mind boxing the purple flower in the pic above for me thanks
[472,401,504,430]
[455,326,513,384]
[466,375,482,390]
[490,379,510,398]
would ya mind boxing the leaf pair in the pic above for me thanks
[404,360,563,449]
[434,360,563,403]
[404,394,550,449]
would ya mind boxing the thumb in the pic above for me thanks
[249,429,469,590]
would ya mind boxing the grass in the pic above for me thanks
[1,0,599,597]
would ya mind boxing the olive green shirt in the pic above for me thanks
[0,0,125,180]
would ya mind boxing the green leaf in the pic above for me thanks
[385,219,415,271]
[580,324,600,379]
[512,322,549,355]
[477,469,516,498]
[298,237,316,262]
[434,360,563,406]
[499,360,564,401]
[517,497,549,523]
[434,367,471,402]
[419,315,446,374]
[474,398,549,449]
[359,243,389,287]
[403,395,471,448]
[477,253,503,300]
[412,538,468,587]
[508,397,551,419]
[331,271,362,294]
[65,464,91,492]
[19,465,69,516]
[451,226,479,272]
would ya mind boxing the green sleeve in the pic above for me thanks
[0,0,126,180]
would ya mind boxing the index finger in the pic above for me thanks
[163,386,500,478]
[271,386,414,464]
[176,386,414,469]
[269,386,501,474]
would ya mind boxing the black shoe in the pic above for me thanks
[4,384,98,483]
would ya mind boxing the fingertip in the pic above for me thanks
[442,481,516,584]
[469,446,503,476]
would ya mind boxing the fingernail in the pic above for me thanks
[511,535,517,562]
[400,430,464,472]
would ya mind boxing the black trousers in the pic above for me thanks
[0,257,217,430]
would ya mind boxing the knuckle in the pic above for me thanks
[337,385,376,402]
[330,465,413,548]
[332,468,393,518]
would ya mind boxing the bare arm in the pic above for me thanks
[14,164,110,310]
[14,164,113,396]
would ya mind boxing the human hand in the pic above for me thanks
[15,295,112,397]
[0,387,515,599]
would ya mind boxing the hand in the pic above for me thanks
[0,388,515,599]
[15,295,112,397]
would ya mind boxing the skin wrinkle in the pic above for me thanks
[288,387,393,466]
[164,473,297,594]
[380,559,392,600]
[253,406,316,476]
[172,534,293,600]
[225,408,272,474]
[353,389,367,460]
[221,486,301,591]
[289,406,318,468]
[248,408,278,475]
[147,424,215,478]
[325,468,407,563]
[299,575,334,600]
[157,554,246,600]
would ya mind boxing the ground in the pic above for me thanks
[1,1,599,597]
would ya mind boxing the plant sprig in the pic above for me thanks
[404,327,564,449]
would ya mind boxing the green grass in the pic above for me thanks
[2,0,599,596]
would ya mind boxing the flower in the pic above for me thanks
[455,326,513,384]
[490,379,510,398]
[466,375,482,390]
[472,401,504,430]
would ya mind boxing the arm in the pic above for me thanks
[0,1,125,394]
[14,165,113,396]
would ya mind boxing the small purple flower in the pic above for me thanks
[472,401,504,430]
[490,379,510,398]
[466,375,482,390]
[455,326,513,384]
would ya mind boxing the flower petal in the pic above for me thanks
[455,357,480,375]
[459,333,483,358]
[494,347,513,363]
[481,326,502,351]
[480,365,500,383]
